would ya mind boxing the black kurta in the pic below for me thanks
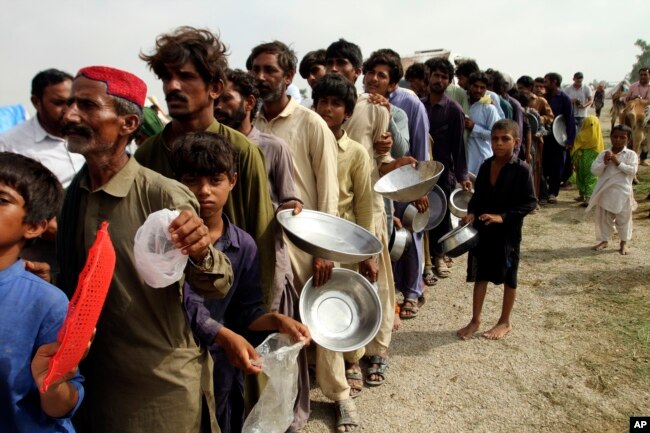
[466,155,536,287]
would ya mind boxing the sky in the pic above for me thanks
[1,0,649,113]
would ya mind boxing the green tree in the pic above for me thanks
[630,39,650,81]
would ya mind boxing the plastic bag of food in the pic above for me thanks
[242,333,305,433]
[133,209,188,288]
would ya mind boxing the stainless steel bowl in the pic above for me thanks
[373,161,445,203]
[424,184,447,231]
[552,114,568,147]
[437,222,479,257]
[389,226,412,261]
[300,268,382,352]
[277,209,382,264]
[448,188,473,218]
[402,203,428,233]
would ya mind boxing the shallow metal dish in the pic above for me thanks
[437,222,479,258]
[402,203,428,233]
[424,184,447,231]
[277,209,382,264]
[300,268,382,352]
[374,161,444,203]
[389,226,412,261]
[449,188,473,218]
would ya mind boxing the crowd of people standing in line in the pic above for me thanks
[0,25,647,433]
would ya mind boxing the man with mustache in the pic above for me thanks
[56,65,233,433]
[134,27,277,307]
[0,69,85,188]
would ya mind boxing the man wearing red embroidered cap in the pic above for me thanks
[56,65,233,433]
[135,27,279,309]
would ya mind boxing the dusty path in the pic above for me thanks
[303,111,650,433]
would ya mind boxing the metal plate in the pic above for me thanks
[373,160,444,203]
[277,209,382,263]
[424,185,447,231]
[300,268,382,352]
[552,114,568,147]
[525,110,540,135]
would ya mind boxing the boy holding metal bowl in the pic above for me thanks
[457,119,537,340]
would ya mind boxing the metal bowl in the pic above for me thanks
[437,222,479,257]
[449,188,473,218]
[389,226,412,261]
[373,161,445,203]
[552,114,568,147]
[277,209,382,264]
[300,268,382,352]
[424,184,447,231]
[402,203,428,233]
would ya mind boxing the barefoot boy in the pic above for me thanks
[586,125,638,255]
[171,132,310,433]
[457,120,537,341]
[0,152,84,432]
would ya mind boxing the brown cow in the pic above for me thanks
[621,98,650,164]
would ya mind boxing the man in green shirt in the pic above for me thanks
[135,26,277,307]
[57,65,233,433]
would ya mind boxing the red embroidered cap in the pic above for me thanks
[76,66,147,108]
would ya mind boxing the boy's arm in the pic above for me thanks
[31,342,82,419]
[183,282,223,346]
[614,151,638,176]
[590,151,608,176]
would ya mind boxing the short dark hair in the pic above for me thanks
[299,49,326,79]
[325,39,363,69]
[362,51,403,84]
[492,119,520,140]
[485,69,507,94]
[573,72,583,79]
[544,72,562,87]
[534,77,545,84]
[424,58,455,81]
[611,124,633,140]
[517,75,534,89]
[0,152,62,225]
[405,63,426,81]
[31,69,73,100]
[140,26,229,86]
[469,71,489,86]
[312,73,357,115]
[225,68,260,121]
[171,131,237,181]
[639,67,650,74]
[368,49,404,83]
[250,41,297,75]
[455,59,479,78]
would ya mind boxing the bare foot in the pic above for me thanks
[457,321,480,340]
[482,322,512,340]
[592,241,608,251]
[393,312,401,331]
[619,241,629,255]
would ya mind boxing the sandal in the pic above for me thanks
[365,355,388,386]
[335,398,359,432]
[399,298,419,319]
[434,257,450,278]
[345,363,363,399]
[422,271,438,287]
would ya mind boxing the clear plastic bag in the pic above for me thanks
[133,209,188,288]
[242,333,305,433]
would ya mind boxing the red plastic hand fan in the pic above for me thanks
[40,221,116,392]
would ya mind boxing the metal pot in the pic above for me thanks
[424,184,447,231]
[389,226,412,261]
[402,203,428,233]
[437,222,479,258]
[448,188,473,218]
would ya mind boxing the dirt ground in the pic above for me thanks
[302,103,650,433]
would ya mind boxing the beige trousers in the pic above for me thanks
[595,205,633,242]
